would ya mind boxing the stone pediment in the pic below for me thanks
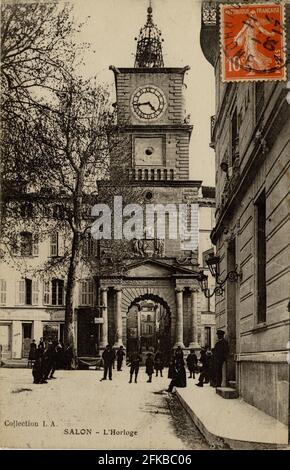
[124,259,197,278]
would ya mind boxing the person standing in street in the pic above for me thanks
[186,349,198,379]
[154,351,164,377]
[128,350,142,383]
[42,339,54,381]
[145,353,154,383]
[38,337,45,356]
[32,346,47,384]
[100,344,115,381]
[28,340,37,368]
[196,346,210,387]
[212,330,229,387]
[174,345,184,362]
[48,340,58,379]
[112,347,116,370]
[116,346,125,371]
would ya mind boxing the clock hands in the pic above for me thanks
[137,101,157,112]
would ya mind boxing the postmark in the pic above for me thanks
[220,2,287,82]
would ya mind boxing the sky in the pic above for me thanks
[70,0,215,186]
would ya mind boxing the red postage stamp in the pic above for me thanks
[220,3,286,82]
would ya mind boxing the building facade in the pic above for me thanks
[0,5,216,363]
[200,1,290,425]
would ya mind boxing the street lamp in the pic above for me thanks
[198,252,241,298]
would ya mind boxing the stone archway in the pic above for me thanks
[125,293,172,363]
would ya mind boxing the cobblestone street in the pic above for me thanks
[0,368,210,450]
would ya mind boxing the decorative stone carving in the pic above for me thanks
[175,249,198,265]
[131,238,165,258]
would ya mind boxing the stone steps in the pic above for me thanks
[1,359,29,369]
[216,387,239,399]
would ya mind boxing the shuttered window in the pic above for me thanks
[0,279,7,305]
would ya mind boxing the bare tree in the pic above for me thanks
[0,1,83,190]
[0,2,141,366]
[1,70,140,365]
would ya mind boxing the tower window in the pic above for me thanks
[145,147,154,156]
[145,191,153,201]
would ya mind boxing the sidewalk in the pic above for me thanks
[1,358,28,368]
[175,384,289,450]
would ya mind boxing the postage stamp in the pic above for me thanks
[220,2,287,82]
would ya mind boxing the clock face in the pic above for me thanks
[131,85,166,121]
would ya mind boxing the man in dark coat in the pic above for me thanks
[196,346,211,387]
[212,330,229,387]
[32,347,47,384]
[145,353,154,383]
[116,346,125,371]
[186,349,198,378]
[154,351,164,377]
[128,351,142,383]
[100,344,115,381]
[48,340,60,379]
[42,340,54,381]
[38,338,45,356]
[28,340,37,368]
[174,346,184,361]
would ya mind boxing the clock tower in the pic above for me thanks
[94,3,215,357]
[110,5,193,186]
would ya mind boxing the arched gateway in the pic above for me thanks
[126,293,171,361]
[98,259,201,357]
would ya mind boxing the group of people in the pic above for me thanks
[29,338,72,384]
[167,330,229,390]
[100,329,229,391]
[100,345,164,384]
[30,329,229,389]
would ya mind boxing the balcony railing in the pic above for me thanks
[128,168,175,181]
[210,115,216,148]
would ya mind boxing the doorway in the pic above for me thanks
[22,323,32,358]
[0,323,12,359]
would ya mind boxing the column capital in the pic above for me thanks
[175,287,184,293]
[100,287,108,292]
[189,287,199,293]
[114,286,123,292]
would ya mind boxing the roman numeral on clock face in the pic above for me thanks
[131,85,167,121]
